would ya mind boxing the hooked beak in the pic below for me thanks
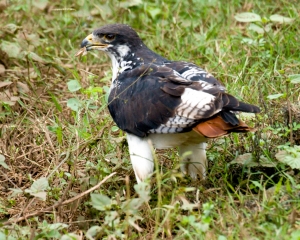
[80,33,108,51]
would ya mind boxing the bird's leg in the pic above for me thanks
[179,142,207,179]
[126,133,154,183]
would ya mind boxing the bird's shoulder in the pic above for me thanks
[165,61,225,91]
[116,62,222,89]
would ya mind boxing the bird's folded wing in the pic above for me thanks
[108,64,259,137]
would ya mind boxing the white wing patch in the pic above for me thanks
[150,89,218,134]
[150,116,195,134]
[181,67,207,79]
[177,88,215,118]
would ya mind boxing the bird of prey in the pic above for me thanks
[77,24,260,183]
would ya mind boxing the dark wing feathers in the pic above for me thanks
[108,63,260,137]
[108,65,182,137]
[161,83,186,97]
[219,111,240,125]
[221,94,260,113]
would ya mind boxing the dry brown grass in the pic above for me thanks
[1,0,300,239]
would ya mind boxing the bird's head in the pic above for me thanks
[78,24,166,80]
[80,24,143,59]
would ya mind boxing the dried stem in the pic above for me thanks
[3,172,116,226]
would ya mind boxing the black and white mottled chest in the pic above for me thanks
[106,42,167,83]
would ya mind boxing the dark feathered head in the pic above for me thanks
[80,24,144,58]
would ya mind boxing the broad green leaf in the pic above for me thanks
[29,177,49,192]
[103,86,110,93]
[119,0,143,8]
[31,191,47,201]
[83,86,103,94]
[0,154,9,169]
[289,74,300,84]
[264,23,272,32]
[67,98,82,112]
[0,232,5,240]
[270,14,294,23]
[32,0,48,10]
[291,230,300,240]
[90,194,111,211]
[27,51,46,63]
[234,12,262,22]
[0,41,21,59]
[230,153,275,167]
[122,198,144,211]
[61,233,81,240]
[104,211,119,227]
[8,188,23,197]
[218,236,227,240]
[3,23,19,34]
[289,74,300,78]
[0,232,16,240]
[267,93,284,100]
[134,182,151,202]
[111,126,119,132]
[230,153,253,165]
[248,23,264,33]
[147,7,161,19]
[67,80,81,92]
[25,177,49,200]
[248,23,271,34]
[48,223,68,230]
[23,33,41,47]
[276,147,300,169]
[86,226,102,238]
[291,78,300,84]
[241,38,254,44]
[103,85,110,103]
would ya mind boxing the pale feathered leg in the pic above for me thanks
[179,142,207,179]
[126,133,154,183]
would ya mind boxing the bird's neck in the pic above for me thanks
[107,45,167,81]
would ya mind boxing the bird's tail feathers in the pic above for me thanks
[193,115,256,138]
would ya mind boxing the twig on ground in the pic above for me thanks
[3,172,116,226]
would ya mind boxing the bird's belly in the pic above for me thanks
[147,131,206,149]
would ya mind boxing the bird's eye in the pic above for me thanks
[104,34,116,41]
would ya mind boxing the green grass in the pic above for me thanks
[0,0,300,239]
